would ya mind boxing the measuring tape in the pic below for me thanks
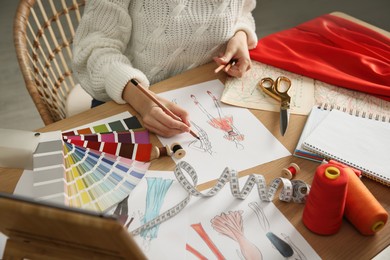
[130,161,310,236]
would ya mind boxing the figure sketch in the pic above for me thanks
[191,91,245,150]
[211,210,263,260]
[189,222,225,259]
[249,201,306,259]
[139,177,173,250]
[172,98,214,155]
[188,120,214,155]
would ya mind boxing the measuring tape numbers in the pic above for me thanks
[130,161,310,236]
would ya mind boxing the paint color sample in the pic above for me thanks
[32,131,66,204]
[62,142,150,211]
[62,116,143,136]
[63,130,150,144]
[65,139,153,162]
[32,115,151,212]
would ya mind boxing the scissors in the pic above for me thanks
[258,76,292,136]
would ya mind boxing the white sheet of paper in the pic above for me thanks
[185,178,321,260]
[124,170,320,259]
[158,80,291,184]
[125,171,189,259]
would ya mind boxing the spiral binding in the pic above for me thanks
[308,103,390,186]
[130,161,310,236]
[303,143,390,186]
[319,103,390,123]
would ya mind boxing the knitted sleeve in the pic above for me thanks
[235,0,258,49]
[72,0,149,104]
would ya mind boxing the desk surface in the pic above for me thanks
[0,62,389,259]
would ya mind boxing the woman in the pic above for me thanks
[73,0,257,137]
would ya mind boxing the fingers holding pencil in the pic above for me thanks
[127,79,200,139]
[214,58,238,74]
[143,103,192,137]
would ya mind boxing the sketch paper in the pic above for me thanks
[222,61,316,115]
[186,178,321,260]
[124,170,320,260]
[158,80,291,184]
[124,171,189,260]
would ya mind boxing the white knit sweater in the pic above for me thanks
[72,0,258,104]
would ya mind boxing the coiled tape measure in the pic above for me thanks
[131,161,310,236]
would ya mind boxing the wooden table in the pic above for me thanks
[1,62,389,259]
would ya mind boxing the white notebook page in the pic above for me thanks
[302,109,390,185]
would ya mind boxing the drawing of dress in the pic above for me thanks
[140,178,173,242]
[211,210,263,260]
[249,202,306,259]
[191,91,244,150]
[188,121,214,155]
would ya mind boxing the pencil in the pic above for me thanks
[214,59,237,73]
[130,79,200,140]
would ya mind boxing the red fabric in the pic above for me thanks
[250,14,390,101]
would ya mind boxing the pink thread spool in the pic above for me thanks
[281,163,300,179]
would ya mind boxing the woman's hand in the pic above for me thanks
[213,30,252,78]
[123,82,191,137]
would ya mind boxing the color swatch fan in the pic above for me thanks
[33,115,152,212]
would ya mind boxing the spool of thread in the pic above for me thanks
[328,159,362,178]
[281,163,300,179]
[150,143,186,160]
[171,143,186,159]
[342,167,388,235]
[302,164,349,235]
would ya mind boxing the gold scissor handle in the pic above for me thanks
[274,76,291,108]
[259,76,291,108]
[259,77,281,102]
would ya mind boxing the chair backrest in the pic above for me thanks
[14,0,86,125]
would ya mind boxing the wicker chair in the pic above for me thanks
[14,0,91,125]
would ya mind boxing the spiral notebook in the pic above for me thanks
[300,107,390,186]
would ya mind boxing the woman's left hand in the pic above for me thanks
[213,30,252,78]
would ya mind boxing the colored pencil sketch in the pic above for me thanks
[158,80,291,184]
[186,202,308,260]
[191,90,244,150]
[188,121,214,155]
[124,171,320,260]
[130,177,174,251]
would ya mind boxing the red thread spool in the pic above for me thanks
[158,146,170,157]
[281,163,300,179]
[302,164,349,235]
[343,167,388,235]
